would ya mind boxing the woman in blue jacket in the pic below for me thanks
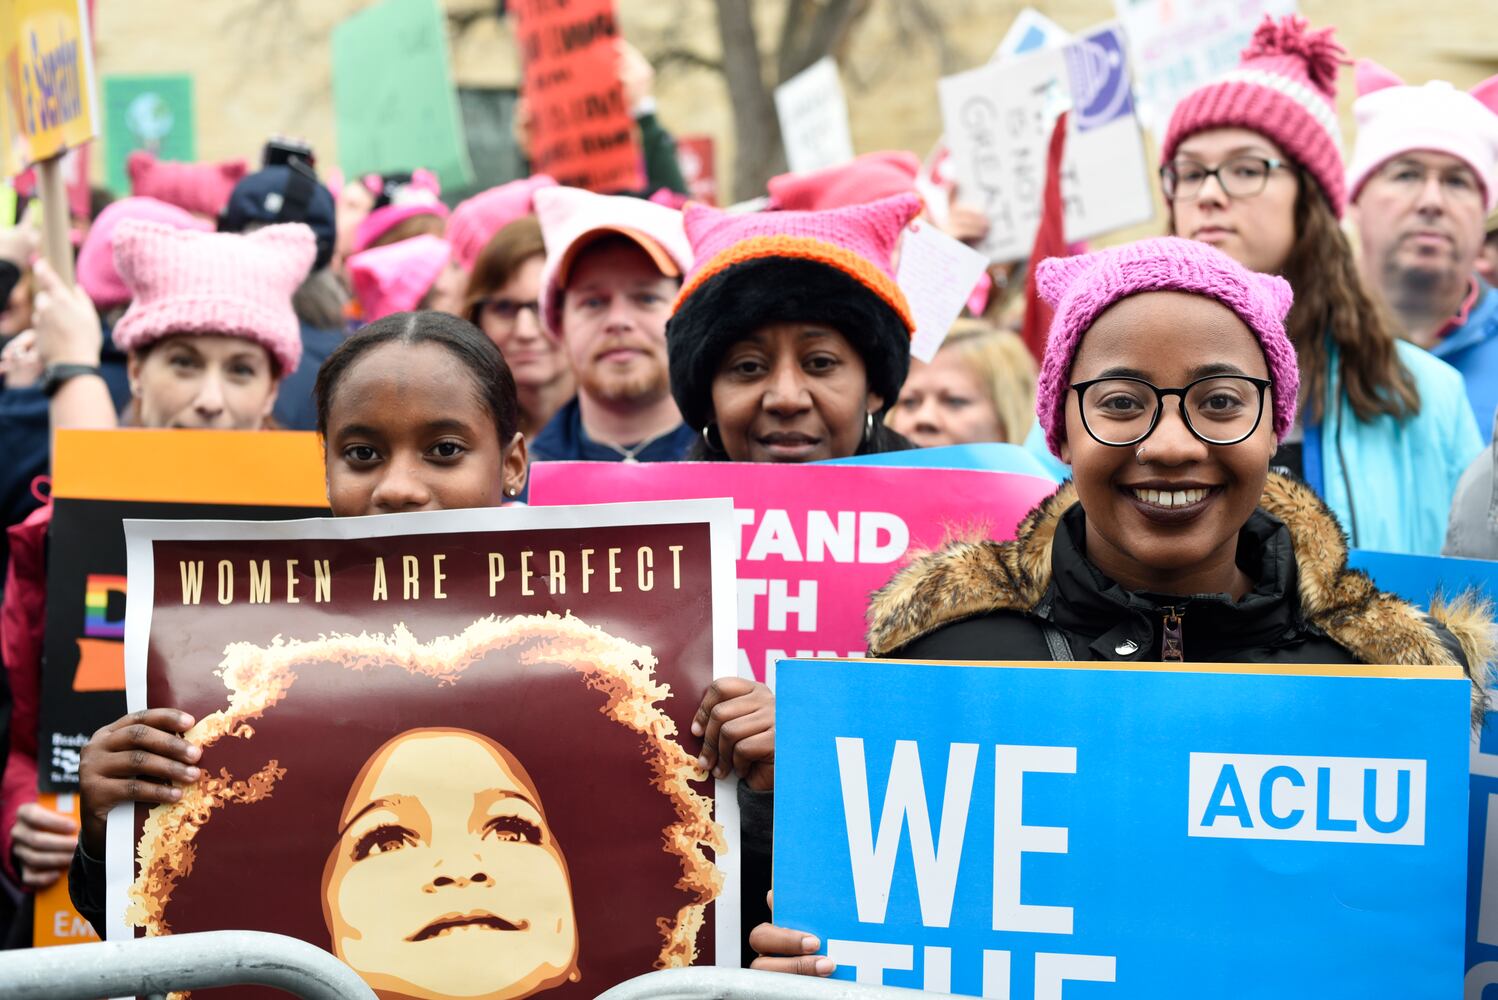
[1154,16,1481,554]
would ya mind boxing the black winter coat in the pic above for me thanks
[867,475,1490,727]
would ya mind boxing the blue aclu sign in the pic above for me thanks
[775,658,1470,997]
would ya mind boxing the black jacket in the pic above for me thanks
[868,475,1490,727]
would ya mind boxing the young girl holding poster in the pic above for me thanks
[67,312,773,942]
[749,236,1493,975]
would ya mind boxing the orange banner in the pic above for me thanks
[30,793,97,947]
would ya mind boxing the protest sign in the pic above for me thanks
[897,218,993,363]
[0,0,98,177]
[108,499,740,1000]
[331,0,474,191]
[31,792,97,948]
[1338,548,1498,991]
[530,462,1057,686]
[102,74,193,195]
[677,134,717,205]
[1113,0,1297,136]
[510,0,643,194]
[774,57,855,175]
[994,7,1071,61]
[938,23,1154,263]
[776,656,1470,996]
[37,430,326,792]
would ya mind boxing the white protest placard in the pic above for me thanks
[994,7,1071,61]
[1114,0,1297,136]
[774,57,855,174]
[897,219,992,362]
[938,22,1154,263]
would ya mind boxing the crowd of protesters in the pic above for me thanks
[0,12,1496,981]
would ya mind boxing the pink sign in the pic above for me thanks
[530,461,1057,685]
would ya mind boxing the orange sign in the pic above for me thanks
[512,0,643,193]
[31,793,97,947]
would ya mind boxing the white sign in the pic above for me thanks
[774,57,855,174]
[897,220,991,363]
[1114,0,1298,136]
[994,7,1072,61]
[937,23,1155,263]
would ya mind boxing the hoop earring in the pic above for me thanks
[701,423,725,453]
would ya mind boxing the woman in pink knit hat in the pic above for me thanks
[665,193,923,462]
[34,219,314,431]
[748,235,1492,976]
[1156,14,1481,555]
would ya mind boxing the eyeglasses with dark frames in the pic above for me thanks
[1070,374,1273,448]
[1159,156,1288,201]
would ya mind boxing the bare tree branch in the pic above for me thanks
[777,0,863,84]
[651,47,726,75]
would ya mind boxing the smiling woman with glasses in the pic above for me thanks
[748,235,1493,979]
[1151,14,1482,555]
[464,215,575,440]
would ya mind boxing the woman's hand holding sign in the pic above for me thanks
[692,678,774,790]
[78,709,202,856]
[10,803,77,888]
[749,891,835,976]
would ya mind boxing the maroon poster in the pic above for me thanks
[109,500,739,999]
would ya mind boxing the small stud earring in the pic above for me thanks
[505,487,519,497]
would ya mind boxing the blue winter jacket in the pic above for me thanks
[1021,338,1482,555]
[1427,279,1498,433]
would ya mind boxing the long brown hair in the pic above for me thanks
[1280,169,1419,423]
[1168,169,1419,423]
[463,215,545,324]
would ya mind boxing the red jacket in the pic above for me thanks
[1,502,50,885]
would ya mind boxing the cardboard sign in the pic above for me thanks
[331,0,474,191]
[676,134,717,205]
[0,0,97,177]
[775,656,1470,995]
[1113,0,1297,136]
[108,499,740,999]
[511,0,643,194]
[38,430,326,792]
[897,219,993,362]
[102,73,193,195]
[774,57,855,175]
[530,462,1057,686]
[938,23,1154,263]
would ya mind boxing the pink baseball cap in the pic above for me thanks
[1033,237,1298,458]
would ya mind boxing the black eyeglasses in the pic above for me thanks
[1160,156,1288,201]
[476,297,540,323]
[1071,375,1272,447]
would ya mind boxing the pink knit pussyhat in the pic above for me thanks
[767,151,922,211]
[1346,61,1498,212]
[111,220,317,375]
[1160,16,1348,216]
[127,150,249,218]
[347,235,452,322]
[1033,237,1298,459]
[447,175,557,272]
[77,197,213,309]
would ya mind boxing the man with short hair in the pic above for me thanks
[1348,61,1498,428]
[529,187,695,463]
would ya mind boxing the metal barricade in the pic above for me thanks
[596,967,957,1000]
[0,929,376,1000]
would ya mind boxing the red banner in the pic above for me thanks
[512,0,644,193]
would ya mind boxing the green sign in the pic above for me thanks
[102,75,195,195]
[331,0,474,191]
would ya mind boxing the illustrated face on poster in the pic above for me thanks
[114,506,738,1000]
[324,728,579,1000]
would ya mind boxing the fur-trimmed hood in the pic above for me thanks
[867,473,1493,728]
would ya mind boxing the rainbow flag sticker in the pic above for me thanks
[83,574,126,639]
